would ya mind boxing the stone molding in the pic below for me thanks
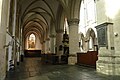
[68,19,79,26]
[95,22,113,29]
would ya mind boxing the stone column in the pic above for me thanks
[42,41,45,54]
[12,37,16,65]
[16,39,20,65]
[56,30,64,57]
[12,0,17,36]
[68,19,79,65]
[12,0,17,66]
[35,36,41,50]
[20,45,24,62]
[17,46,20,65]
[50,34,56,54]
[8,45,12,70]
[25,37,29,49]
[0,0,10,79]
[45,38,50,53]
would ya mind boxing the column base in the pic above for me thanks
[68,54,77,65]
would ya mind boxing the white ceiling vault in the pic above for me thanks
[18,0,81,43]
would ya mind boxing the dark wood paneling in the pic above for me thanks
[24,50,41,57]
[77,51,98,67]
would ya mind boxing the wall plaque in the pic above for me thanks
[95,22,108,47]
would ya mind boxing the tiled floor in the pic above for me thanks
[5,58,120,80]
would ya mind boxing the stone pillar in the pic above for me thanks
[50,34,56,54]
[11,0,17,66]
[68,19,79,65]
[35,36,42,50]
[8,44,12,70]
[12,0,17,36]
[45,38,50,53]
[20,46,24,62]
[42,41,45,54]
[12,37,16,65]
[17,46,20,65]
[56,30,64,57]
[95,22,116,75]
[0,0,10,79]
[16,39,20,65]
[44,41,47,53]
[25,37,29,49]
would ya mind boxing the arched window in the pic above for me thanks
[89,36,93,51]
[64,18,69,34]
[80,39,84,51]
[79,0,97,35]
[28,34,36,49]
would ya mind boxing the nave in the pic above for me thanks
[1,0,120,79]
[5,58,119,80]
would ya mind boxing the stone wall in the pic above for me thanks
[0,0,10,79]
[96,0,120,75]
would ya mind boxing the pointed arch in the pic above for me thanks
[86,28,97,51]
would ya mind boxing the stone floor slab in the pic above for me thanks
[5,58,120,80]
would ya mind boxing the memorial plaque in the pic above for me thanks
[95,23,108,47]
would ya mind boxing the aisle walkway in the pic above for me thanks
[5,58,120,80]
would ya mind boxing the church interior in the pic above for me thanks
[1,0,120,80]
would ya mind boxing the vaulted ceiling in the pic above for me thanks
[18,0,81,43]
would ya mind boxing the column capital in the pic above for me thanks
[68,18,79,26]
[56,29,64,33]
[49,34,56,38]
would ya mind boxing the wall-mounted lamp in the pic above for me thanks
[114,32,118,37]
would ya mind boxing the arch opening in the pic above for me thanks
[28,33,36,50]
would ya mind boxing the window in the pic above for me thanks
[64,18,69,34]
[28,34,36,49]
[89,36,93,50]
[79,0,97,35]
